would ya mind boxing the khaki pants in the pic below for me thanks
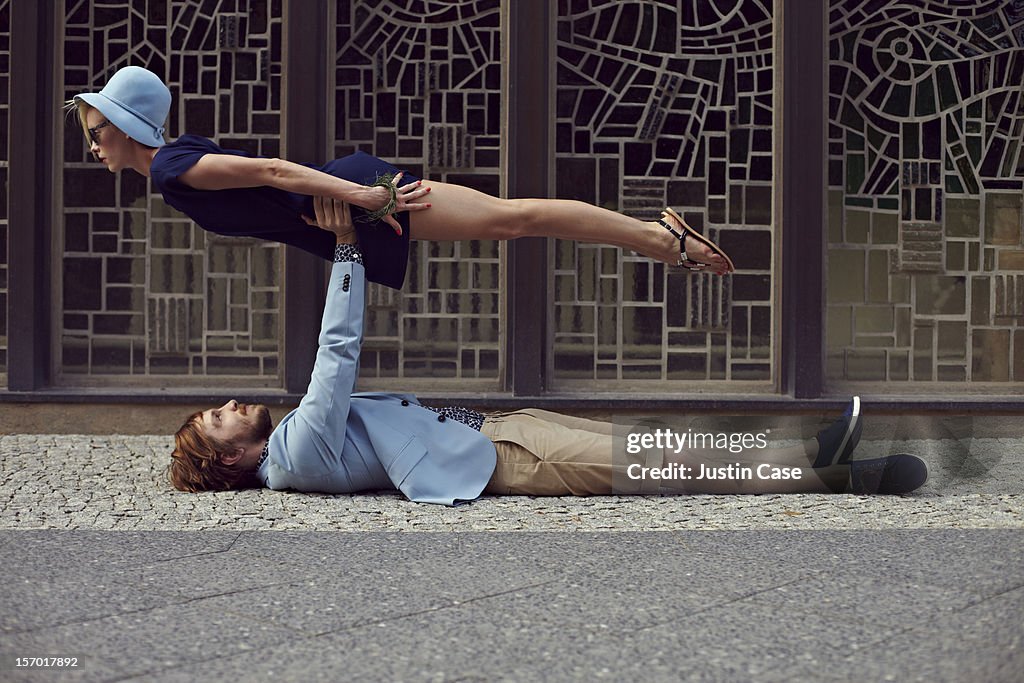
[481,409,660,496]
[480,409,849,496]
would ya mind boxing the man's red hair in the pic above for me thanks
[167,411,259,492]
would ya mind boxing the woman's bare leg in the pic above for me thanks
[408,180,729,273]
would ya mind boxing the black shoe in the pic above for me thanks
[814,396,861,468]
[848,453,929,494]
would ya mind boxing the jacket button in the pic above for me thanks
[437,415,446,422]
[401,399,409,406]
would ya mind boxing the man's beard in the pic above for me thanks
[250,405,274,442]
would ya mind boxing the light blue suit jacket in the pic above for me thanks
[257,259,497,505]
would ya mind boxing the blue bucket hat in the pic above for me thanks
[74,66,171,148]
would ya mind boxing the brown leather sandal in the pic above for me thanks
[659,208,735,273]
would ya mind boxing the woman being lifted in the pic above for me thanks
[70,66,733,289]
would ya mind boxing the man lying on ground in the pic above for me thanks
[167,198,928,503]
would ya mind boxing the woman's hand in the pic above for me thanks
[303,196,356,244]
[367,172,432,235]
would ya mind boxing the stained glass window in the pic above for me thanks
[552,0,775,387]
[828,0,1024,385]
[60,0,284,384]
[334,0,503,389]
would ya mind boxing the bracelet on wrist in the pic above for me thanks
[359,173,399,223]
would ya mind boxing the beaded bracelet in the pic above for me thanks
[360,172,399,223]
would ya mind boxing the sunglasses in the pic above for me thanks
[88,119,113,145]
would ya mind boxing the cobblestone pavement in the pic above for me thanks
[1,434,1021,530]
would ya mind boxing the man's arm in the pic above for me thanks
[292,199,364,448]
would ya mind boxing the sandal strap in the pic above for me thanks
[659,217,701,268]
[658,217,686,240]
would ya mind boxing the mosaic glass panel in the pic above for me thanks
[828,0,1024,386]
[0,0,8,384]
[552,0,775,386]
[333,0,503,387]
[61,0,284,384]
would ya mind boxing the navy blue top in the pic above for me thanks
[149,135,418,289]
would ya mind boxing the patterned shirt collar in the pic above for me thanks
[257,441,270,470]
[422,405,485,432]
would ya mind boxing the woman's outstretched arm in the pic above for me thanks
[178,153,431,233]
